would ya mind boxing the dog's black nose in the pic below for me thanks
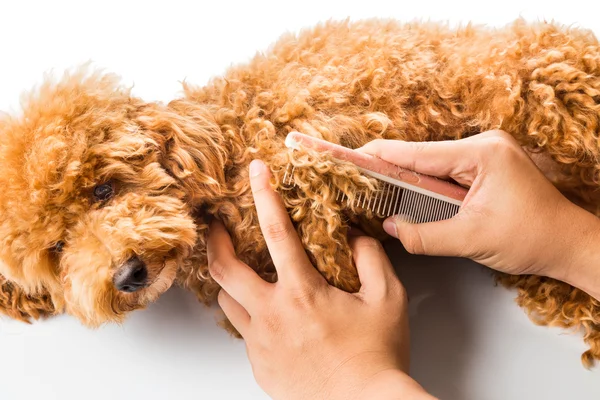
[113,256,148,293]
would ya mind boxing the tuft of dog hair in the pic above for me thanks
[1,18,599,367]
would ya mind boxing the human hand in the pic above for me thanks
[358,130,600,285]
[207,159,433,400]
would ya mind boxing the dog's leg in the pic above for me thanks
[0,273,56,323]
[288,203,362,293]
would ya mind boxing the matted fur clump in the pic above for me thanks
[1,18,599,366]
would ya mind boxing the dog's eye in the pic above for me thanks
[93,182,114,201]
[51,241,65,253]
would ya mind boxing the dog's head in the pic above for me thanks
[0,68,226,326]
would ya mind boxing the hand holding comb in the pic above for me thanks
[283,131,469,223]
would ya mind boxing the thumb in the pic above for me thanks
[382,215,468,257]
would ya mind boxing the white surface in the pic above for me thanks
[1,1,599,398]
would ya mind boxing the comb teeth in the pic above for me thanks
[283,164,295,186]
[282,164,460,223]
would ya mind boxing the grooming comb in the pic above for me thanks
[283,131,468,223]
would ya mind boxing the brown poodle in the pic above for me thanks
[1,18,599,367]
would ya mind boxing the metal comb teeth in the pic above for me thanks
[282,164,295,186]
[281,164,460,222]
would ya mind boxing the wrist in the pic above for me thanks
[549,203,600,301]
[319,351,408,400]
[358,369,437,400]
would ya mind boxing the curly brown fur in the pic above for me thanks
[0,273,55,322]
[1,18,599,366]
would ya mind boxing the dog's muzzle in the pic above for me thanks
[113,256,149,293]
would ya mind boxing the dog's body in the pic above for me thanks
[1,18,599,365]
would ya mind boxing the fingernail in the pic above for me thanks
[249,159,265,177]
[383,218,398,238]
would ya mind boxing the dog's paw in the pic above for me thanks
[0,275,56,323]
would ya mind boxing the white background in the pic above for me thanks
[1,1,599,398]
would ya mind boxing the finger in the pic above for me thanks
[249,159,324,287]
[349,235,400,298]
[357,138,477,186]
[207,219,271,311]
[218,289,250,336]
[382,213,472,257]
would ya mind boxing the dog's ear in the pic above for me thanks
[136,101,229,202]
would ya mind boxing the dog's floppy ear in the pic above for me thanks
[136,101,229,202]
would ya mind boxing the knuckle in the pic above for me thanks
[392,281,409,304]
[217,289,228,305]
[408,141,434,170]
[484,135,518,155]
[365,139,385,155]
[377,279,408,309]
[369,139,387,157]
[263,221,292,243]
[208,258,227,282]
[251,182,269,195]
[406,142,426,169]
[412,141,431,152]
[480,129,510,140]
[288,286,319,309]
[400,227,425,255]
